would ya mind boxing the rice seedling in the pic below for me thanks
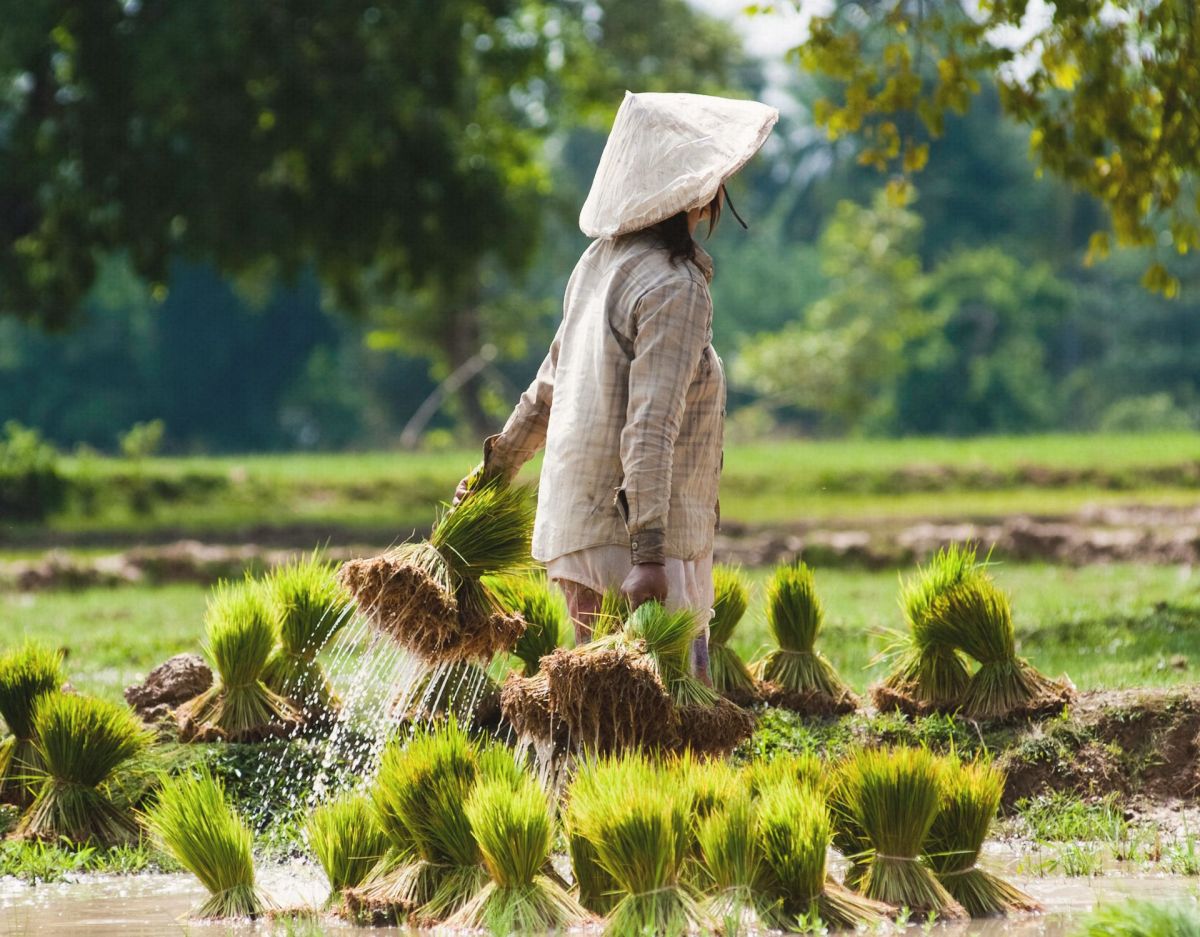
[337,481,535,663]
[754,561,857,715]
[262,552,352,721]
[0,642,64,808]
[874,544,984,714]
[1075,899,1200,936]
[306,793,389,903]
[708,566,758,702]
[745,751,828,798]
[18,693,151,846]
[450,774,590,933]
[176,578,300,742]
[486,571,569,676]
[757,781,891,930]
[351,720,487,922]
[835,746,966,919]
[143,767,272,918]
[568,752,708,937]
[934,578,1074,721]
[924,757,1041,916]
[695,792,781,935]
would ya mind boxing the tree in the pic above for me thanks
[785,0,1200,294]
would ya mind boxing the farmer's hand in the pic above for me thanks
[452,474,472,506]
[621,562,668,609]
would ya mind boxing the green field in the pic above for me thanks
[10,431,1199,545]
[6,562,1196,705]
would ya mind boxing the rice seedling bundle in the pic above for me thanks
[176,579,300,742]
[696,791,782,935]
[337,481,535,663]
[568,752,708,937]
[144,767,272,918]
[923,757,1041,916]
[18,692,150,846]
[874,544,981,715]
[754,561,857,715]
[262,553,352,721]
[708,566,759,703]
[351,720,490,922]
[0,642,63,808]
[745,751,828,799]
[933,578,1074,721]
[1075,899,1200,936]
[450,774,590,933]
[757,781,891,930]
[486,571,569,676]
[306,793,389,903]
[835,746,966,920]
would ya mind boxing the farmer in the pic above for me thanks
[457,91,777,681]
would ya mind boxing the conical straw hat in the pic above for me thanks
[579,91,779,239]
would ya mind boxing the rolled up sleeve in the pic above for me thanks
[618,278,711,564]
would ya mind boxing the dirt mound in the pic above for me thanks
[124,653,213,721]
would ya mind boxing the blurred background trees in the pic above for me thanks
[0,0,1197,453]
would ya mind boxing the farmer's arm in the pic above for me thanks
[618,278,711,567]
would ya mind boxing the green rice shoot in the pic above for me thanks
[430,480,536,585]
[486,572,569,676]
[696,792,781,935]
[263,552,352,717]
[623,601,716,707]
[144,767,272,918]
[1076,899,1200,936]
[306,792,389,901]
[708,566,757,698]
[18,692,150,846]
[0,642,64,807]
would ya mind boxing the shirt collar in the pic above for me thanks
[692,242,714,284]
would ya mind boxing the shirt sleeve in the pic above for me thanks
[482,320,564,482]
[617,277,712,564]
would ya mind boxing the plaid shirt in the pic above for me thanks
[485,230,724,565]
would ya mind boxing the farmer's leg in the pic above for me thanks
[556,578,604,644]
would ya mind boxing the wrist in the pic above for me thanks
[629,527,666,566]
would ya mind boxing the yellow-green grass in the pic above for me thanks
[3,563,1197,705]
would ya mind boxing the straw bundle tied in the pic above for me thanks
[874,544,986,716]
[924,757,1042,917]
[835,746,967,920]
[145,767,273,919]
[568,753,711,937]
[176,578,301,742]
[0,642,64,808]
[18,692,151,846]
[306,793,389,907]
[754,561,858,716]
[696,792,781,936]
[337,481,535,664]
[262,552,352,723]
[934,579,1075,721]
[708,565,759,704]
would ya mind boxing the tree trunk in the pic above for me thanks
[443,302,496,440]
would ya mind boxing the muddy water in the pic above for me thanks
[1,872,1196,936]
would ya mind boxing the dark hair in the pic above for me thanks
[649,188,723,267]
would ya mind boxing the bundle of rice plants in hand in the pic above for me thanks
[0,642,63,808]
[568,752,708,937]
[835,747,966,920]
[923,757,1041,916]
[307,793,389,906]
[349,719,490,923]
[450,774,590,933]
[1075,899,1200,936]
[18,693,150,846]
[696,791,781,935]
[754,562,857,715]
[262,553,352,722]
[337,481,535,663]
[485,571,569,676]
[144,767,272,918]
[708,566,758,703]
[757,781,891,930]
[935,578,1074,721]
[176,579,300,742]
[874,544,982,715]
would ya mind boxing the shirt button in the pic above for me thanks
[631,541,639,549]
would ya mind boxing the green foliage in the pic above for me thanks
[20,693,150,846]
[757,561,852,699]
[431,481,535,581]
[0,422,65,521]
[306,793,388,898]
[485,571,569,676]
[790,0,1200,289]
[756,782,828,921]
[144,767,269,919]
[1075,900,1200,937]
[622,601,715,706]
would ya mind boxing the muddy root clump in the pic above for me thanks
[674,697,756,757]
[762,681,859,718]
